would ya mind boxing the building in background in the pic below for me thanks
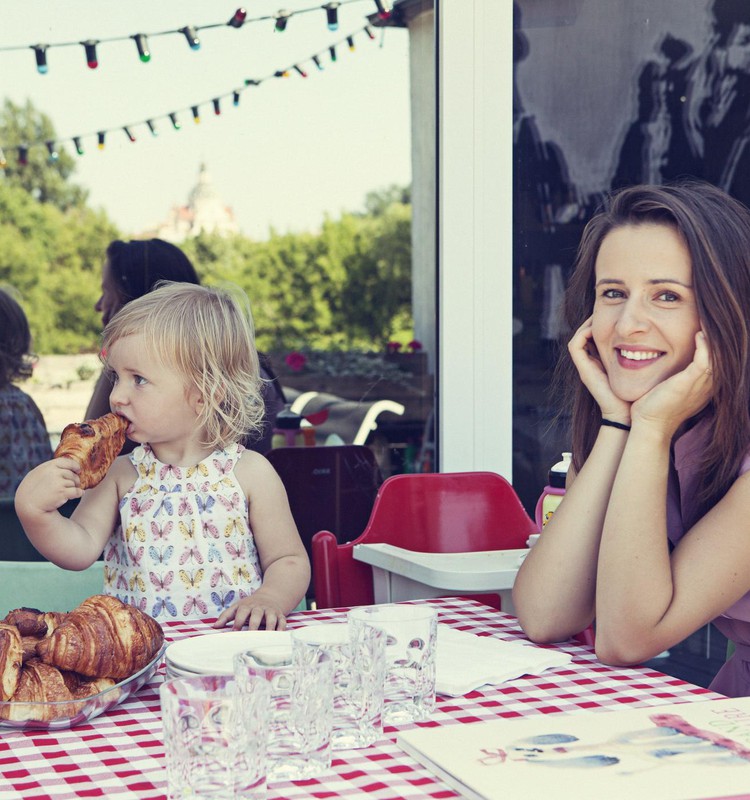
[152,163,238,242]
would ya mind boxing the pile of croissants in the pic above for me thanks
[0,594,164,722]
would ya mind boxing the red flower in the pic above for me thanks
[386,341,402,353]
[407,340,423,352]
[285,351,307,372]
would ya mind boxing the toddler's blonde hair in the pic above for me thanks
[102,281,263,450]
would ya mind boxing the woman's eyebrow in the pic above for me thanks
[594,278,693,288]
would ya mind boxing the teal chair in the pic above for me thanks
[0,560,104,613]
[0,495,101,614]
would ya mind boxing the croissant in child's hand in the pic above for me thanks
[53,412,128,489]
[35,595,164,680]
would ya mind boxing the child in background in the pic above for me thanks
[15,282,309,630]
[0,287,52,496]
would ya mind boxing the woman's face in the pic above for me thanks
[95,258,124,327]
[591,223,702,403]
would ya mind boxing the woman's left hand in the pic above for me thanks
[631,331,714,434]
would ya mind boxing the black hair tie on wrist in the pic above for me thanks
[601,419,631,432]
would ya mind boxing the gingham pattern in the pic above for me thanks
[0,598,718,800]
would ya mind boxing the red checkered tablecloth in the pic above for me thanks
[0,597,719,799]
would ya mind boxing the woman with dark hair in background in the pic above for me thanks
[86,238,285,453]
[0,288,52,496]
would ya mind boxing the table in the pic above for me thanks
[354,543,526,611]
[0,597,719,800]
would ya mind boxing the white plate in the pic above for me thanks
[166,631,292,675]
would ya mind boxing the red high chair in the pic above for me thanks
[311,471,537,611]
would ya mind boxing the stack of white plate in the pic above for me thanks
[165,631,293,678]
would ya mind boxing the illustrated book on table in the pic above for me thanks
[397,696,750,800]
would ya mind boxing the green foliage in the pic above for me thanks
[0,180,119,354]
[0,99,88,210]
[181,194,413,353]
[2,114,413,357]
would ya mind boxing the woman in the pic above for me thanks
[87,238,285,453]
[513,181,750,696]
[0,288,52,496]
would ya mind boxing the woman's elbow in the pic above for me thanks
[594,632,651,667]
[516,613,575,645]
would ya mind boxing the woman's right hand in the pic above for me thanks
[568,316,632,424]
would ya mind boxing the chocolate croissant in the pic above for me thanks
[36,595,163,680]
[54,413,128,489]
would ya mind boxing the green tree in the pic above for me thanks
[0,98,88,210]
[318,202,412,346]
[0,181,119,353]
[362,184,411,217]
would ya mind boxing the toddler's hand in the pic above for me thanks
[15,458,83,515]
[213,593,287,631]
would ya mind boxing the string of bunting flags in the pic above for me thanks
[0,0,391,72]
[0,5,395,168]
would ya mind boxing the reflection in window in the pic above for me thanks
[513,0,750,513]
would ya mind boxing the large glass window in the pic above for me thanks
[513,0,750,513]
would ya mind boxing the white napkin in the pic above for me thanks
[435,625,573,696]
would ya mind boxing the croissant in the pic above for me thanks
[0,624,22,701]
[58,668,117,700]
[3,608,46,636]
[54,413,128,489]
[4,609,68,663]
[21,636,40,663]
[36,595,164,680]
[3,659,74,722]
[3,608,67,638]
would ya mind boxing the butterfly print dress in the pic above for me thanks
[104,442,263,619]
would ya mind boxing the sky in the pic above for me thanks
[1,1,412,240]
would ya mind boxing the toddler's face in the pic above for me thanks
[106,334,202,451]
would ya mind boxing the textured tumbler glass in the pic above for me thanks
[234,645,333,782]
[160,673,270,800]
[348,604,437,724]
[292,622,385,749]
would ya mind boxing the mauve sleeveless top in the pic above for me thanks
[667,417,750,696]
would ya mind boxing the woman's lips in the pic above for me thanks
[616,347,664,369]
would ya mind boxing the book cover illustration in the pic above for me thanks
[398,697,750,800]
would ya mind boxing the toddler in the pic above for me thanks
[16,282,309,630]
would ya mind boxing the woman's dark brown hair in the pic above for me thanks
[106,238,199,304]
[559,181,750,508]
[0,288,34,387]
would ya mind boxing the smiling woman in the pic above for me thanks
[590,223,702,404]
[512,180,750,698]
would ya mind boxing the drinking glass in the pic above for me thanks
[348,604,437,724]
[234,644,333,782]
[160,673,270,800]
[292,622,385,749]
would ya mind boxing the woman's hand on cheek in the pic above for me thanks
[568,316,631,423]
[632,331,714,433]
